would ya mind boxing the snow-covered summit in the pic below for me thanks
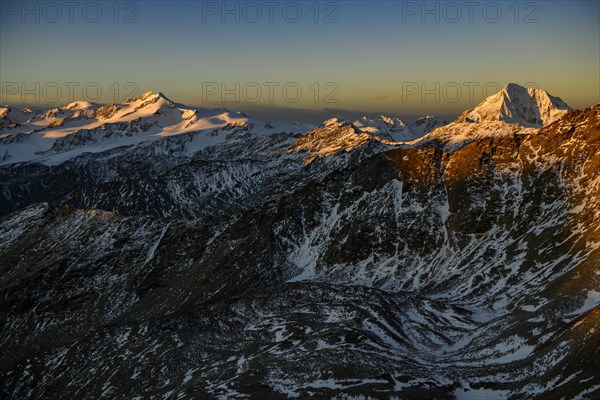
[0,92,310,165]
[124,91,175,106]
[0,106,35,130]
[460,83,572,127]
[0,84,584,166]
[64,101,98,111]
[413,84,577,148]
[290,114,449,163]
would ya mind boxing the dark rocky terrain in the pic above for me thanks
[1,91,599,399]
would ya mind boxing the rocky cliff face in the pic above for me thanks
[0,90,599,398]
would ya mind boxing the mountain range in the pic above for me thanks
[0,83,598,399]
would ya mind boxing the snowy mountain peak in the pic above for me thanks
[316,114,447,143]
[410,115,449,136]
[0,106,35,129]
[460,83,572,127]
[291,113,451,164]
[124,91,174,106]
[378,115,407,129]
[0,86,586,166]
[64,101,97,111]
[321,117,350,128]
[0,91,313,165]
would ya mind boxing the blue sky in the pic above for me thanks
[1,0,599,123]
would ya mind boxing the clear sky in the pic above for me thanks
[1,0,599,123]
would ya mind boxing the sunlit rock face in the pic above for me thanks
[1,88,599,398]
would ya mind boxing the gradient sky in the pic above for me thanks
[1,0,599,123]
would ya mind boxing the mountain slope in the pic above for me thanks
[0,89,598,399]
[0,106,35,130]
[0,92,310,166]
[289,115,448,164]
